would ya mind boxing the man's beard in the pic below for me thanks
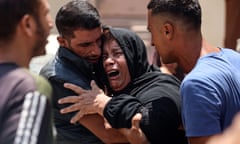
[32,18,48,57]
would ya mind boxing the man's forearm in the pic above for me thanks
[79,114,128,144]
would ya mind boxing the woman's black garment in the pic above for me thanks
[97,27,187,144]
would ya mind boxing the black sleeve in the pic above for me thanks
[139,97,182,144]
[103,94,142,128]
[103,76,187,144]
[103,80,182,130]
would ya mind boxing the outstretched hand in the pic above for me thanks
[58,80,111,124]
[119,113,150,144]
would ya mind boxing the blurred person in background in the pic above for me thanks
[225,0,240,50]
[0,0,54,143]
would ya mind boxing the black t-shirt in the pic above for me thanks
[0,63,53,144]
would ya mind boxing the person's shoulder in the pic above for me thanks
[181,71,207,87]
[28,71,52,99]
[7,67,34,83]
[221,48,240,60]
[11,68,52,99]
[39,56,57,78]
[155,71,181,86]
[1,67,52,98]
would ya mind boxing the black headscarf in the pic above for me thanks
[109,27,150,80]
[95,27,161,95]
[95,26,181,119]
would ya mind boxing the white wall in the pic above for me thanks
[199,0,225,47]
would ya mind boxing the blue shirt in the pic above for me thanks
[181,48,240,137]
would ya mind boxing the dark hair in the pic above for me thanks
[55,0,101,38]
[102,27,115,44]
[147,0,202,30]
[0,0,40,42]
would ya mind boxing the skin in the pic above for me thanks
[58,39,149,144]
[32,0,54,57]
[206,113,240,144]
[57,28,102,63]
[147,9,221,144]
[102,39,131,91]
[0,0,53,67]
[160,62,178,75]
[147,10,200,73]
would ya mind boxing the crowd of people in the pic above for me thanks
[1,0,240,144]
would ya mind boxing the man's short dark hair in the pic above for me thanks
[55,0,101,38]
[147,0,202,30]
[0,0,40,42]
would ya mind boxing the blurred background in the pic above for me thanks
[30,0,226,73]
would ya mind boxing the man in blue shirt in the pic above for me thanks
[147,0,240,144]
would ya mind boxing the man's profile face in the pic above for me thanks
[32,0,53,57]
[147,10,175,64]
[63,27,102,64]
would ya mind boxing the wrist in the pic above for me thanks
[98,94,111,116]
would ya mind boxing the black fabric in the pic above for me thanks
[101,28,188,144]
[40,47,103,144]
[110,27,149,80]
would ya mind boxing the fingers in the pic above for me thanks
[90,80,96,88]
[104,118,112,129]
[131,113,142,129]
[90,80,101,92]
[64,83,87,94]
[60,103,83,114]
[58,96,83,104]
[119,113,143,136]
[119,113,149,144]
[70,111,85,124]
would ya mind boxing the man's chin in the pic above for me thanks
[87,58,99,64]
[33,48,46,57]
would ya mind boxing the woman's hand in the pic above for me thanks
[119,113,150,144]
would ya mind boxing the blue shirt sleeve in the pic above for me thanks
[181,77,222,137]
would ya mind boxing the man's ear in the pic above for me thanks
[19,14,36,37]
[57,36,68,47]
[163,22,174,40]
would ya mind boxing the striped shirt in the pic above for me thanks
[0,63,53,144]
